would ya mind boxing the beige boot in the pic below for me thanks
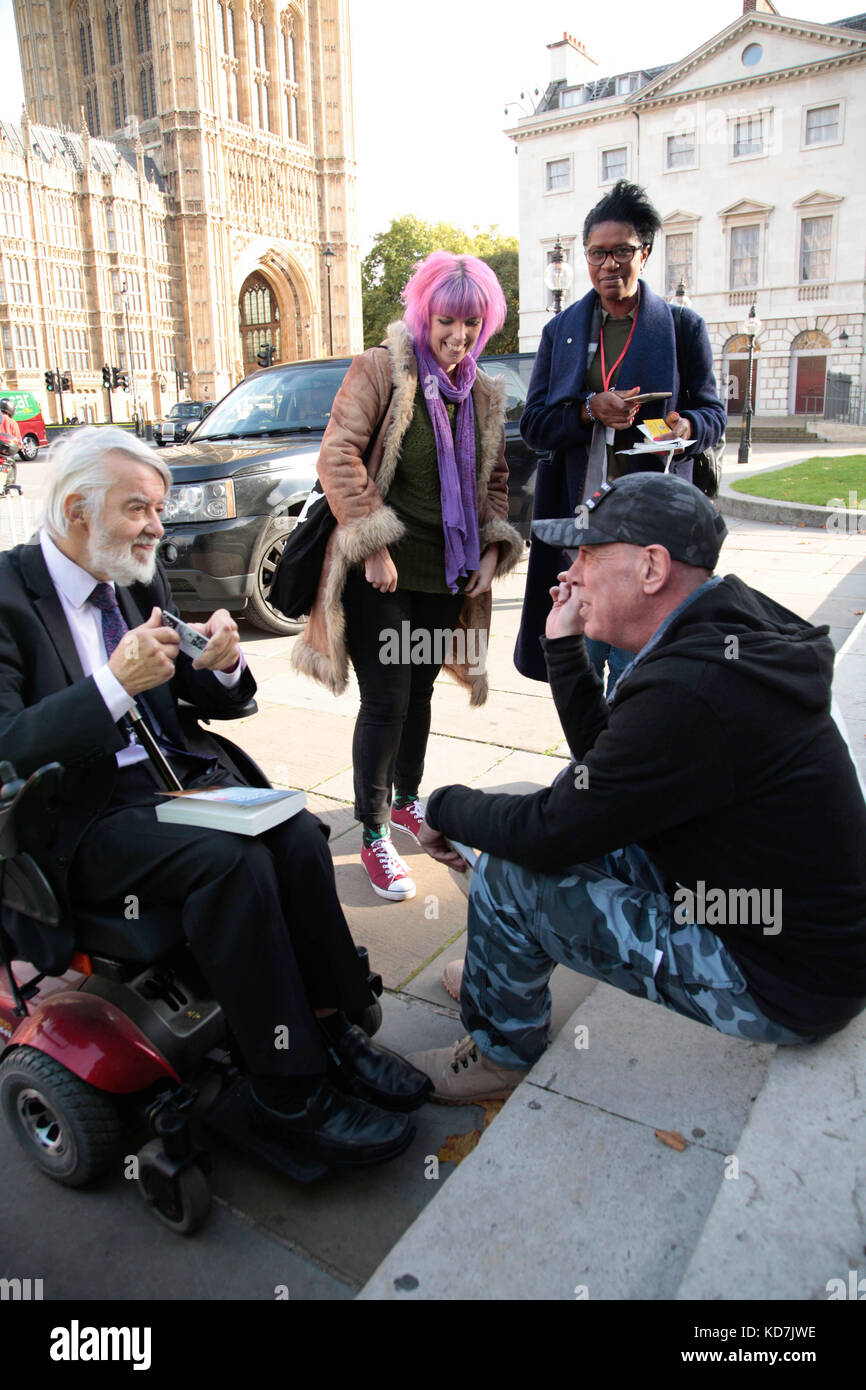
[442,959,464,1001]
[407,1035,529,1105]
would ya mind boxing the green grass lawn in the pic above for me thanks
[728,456,866,507]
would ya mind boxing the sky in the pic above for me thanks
[0,0,857,250]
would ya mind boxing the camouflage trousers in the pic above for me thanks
[463,845,812,1070]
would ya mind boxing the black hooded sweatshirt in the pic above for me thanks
[426,576,866,1037]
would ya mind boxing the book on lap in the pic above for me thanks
[155,786,306,835]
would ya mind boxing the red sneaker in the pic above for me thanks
[390,799,424,845]
[361,836,416,902]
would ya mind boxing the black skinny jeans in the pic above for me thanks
[343,568,466,825]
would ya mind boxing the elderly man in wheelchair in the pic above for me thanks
[0,427,429,1227]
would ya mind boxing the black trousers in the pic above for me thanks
[343,569,466,824]
[68,765,372,1077]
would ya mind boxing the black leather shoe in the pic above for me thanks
[326,1023,434,1112]
[248,1079,414,1167]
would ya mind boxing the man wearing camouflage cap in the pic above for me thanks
[410,473,866,1103]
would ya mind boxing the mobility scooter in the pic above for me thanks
[0,741,384,1237]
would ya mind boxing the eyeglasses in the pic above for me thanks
[584,244,644,266]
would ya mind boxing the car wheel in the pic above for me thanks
[246,519,308,636]
[19,435,38,461]
[0,1046,121,1187]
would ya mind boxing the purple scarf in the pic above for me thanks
[415,345,481,593]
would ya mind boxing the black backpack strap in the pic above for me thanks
[671,303,688,409]
[669,304,723,497]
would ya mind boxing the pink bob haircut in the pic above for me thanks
[402,250,507,358]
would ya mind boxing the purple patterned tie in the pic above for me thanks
[89,582,128,657]
[88,582,206,782]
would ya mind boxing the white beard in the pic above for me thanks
[89,524,159,587]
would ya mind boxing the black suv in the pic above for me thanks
[158,353,537,634]
[154,400,213,447]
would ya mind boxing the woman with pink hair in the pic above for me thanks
[292,251,524,901]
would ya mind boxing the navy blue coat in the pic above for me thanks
[514,281,726,680]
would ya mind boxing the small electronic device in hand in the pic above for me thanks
[161,609,209,659]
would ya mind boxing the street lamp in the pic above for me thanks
[737,303,761,465]
[503,88,540,118]
[120,280,141,430]
[322,245,335,356]
[669,280,692,309]
[839,328,850,345]
[543,236,574,314]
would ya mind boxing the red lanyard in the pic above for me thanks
[599,302,639,393]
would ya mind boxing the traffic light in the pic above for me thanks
[111,367,122,390]
[60,372,72,392]
[256,344,275,368]
[102,364,111,389]
[118,372,129,391]
[45,370,56,392]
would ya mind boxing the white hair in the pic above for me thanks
[42,426,173,538]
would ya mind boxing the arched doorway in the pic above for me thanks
[722,333,761,417]
[239,272,281,374]
[790,330,830,414]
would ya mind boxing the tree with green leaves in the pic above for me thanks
[361,216,519,353]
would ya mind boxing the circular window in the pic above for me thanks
[742,43,763,67]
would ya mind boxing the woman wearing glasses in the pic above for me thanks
[514,180,725,688]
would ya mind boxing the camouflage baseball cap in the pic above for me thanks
[532,473,727,569]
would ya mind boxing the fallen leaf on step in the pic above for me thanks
[438,1128,483,1165]
[479,1098,506,1130]
[438,1099,506,1165]
[655,1128,688,1152]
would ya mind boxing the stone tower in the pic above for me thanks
[12,0,362,400]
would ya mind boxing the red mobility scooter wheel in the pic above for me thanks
[135,1136,211,1236]
[0,1044,121,1186]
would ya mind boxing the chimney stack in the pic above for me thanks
[547,33,599,88]
[742,0,779,13]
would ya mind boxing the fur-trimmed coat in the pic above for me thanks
[291,321,524,705]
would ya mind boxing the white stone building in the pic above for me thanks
[507,3,866,420]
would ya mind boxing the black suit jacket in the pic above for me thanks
[0,539,257,970]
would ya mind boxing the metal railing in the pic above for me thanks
[802,393,824,430]
[824,373,864,426]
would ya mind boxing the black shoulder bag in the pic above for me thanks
[268,479,337,620]
[269,362,395,619]
[671,305,725,499]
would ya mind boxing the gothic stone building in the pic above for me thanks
[3,0,361,424]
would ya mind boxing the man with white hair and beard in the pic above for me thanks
[0,428,430,1165]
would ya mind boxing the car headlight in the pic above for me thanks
[163,479,236,523]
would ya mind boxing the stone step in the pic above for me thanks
[358,984,775,1300]
[726,427,815,443]
[675,1008,866,1301]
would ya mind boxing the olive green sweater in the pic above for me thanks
[387,381,482,593]
[586,310,634,482]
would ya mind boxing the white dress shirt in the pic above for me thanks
[39,529,243,768]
